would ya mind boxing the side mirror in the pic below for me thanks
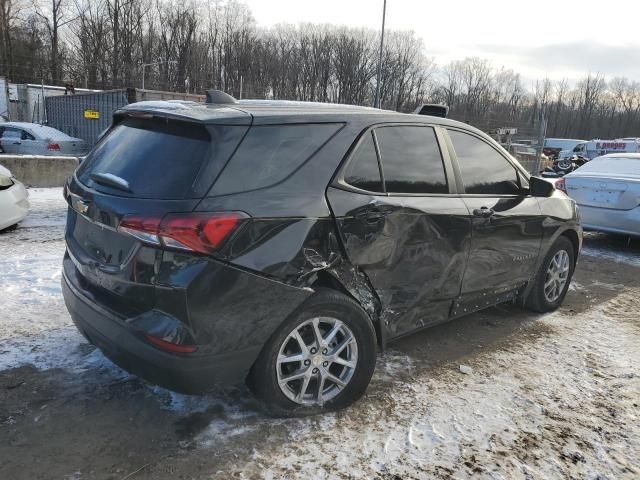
[529,175,556,197]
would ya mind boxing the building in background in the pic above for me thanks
[0,78,100,124]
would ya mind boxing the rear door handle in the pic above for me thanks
[473,207,495,218]
[356,207,384,224]
[365,210,384,223]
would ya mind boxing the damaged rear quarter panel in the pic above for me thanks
[190,121,385,347]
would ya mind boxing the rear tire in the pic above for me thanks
[525,236,575,313]
[247,288,377,416]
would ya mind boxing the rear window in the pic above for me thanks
[578,157,640,175]
[376,125,448,194]
[210,123,342,196]
[78,118,236,199]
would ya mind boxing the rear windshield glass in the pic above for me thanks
[210,123,342,196]
[78,118,214,199]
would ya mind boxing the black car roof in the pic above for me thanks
[117,99,480,133]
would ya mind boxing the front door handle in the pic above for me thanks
[13,141,21,145]
[473,206,495,218]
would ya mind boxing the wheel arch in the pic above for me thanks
[311,269,385,350]
[560,228,581,266]
[520,225,581,307]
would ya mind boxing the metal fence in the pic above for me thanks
[45,90,129,147]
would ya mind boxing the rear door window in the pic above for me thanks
[210,124,342,196]
[448,130,522,195]
[2,128,22,139]
[78,118,238,199]
[375,126,448,194]
[343,132,383,193]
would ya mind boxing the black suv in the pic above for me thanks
[62,95,582,413]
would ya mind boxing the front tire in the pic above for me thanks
[247,289,377,416]
[525,236,575,313]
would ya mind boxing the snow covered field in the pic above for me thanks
[1,189,639,479]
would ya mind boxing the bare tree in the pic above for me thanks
[34,0,75,83]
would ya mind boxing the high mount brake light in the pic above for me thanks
[117,212,245,254]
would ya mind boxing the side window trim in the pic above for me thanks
[434,126,460,195]
[444,127,531,197]
[370,129,386,194]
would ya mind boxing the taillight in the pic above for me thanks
[117,212,245,254]
[47,143,60,151]
[555,178,567,195]
[118,216,162,245]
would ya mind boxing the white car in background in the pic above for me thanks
[559,153,640,237]
[0,165,29,231]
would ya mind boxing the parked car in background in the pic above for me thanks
[0,122,88,156]
[558,153,640,237]
[62,95,582,414]
[558,138,640,161]
[0,164,29,231]
[543,138,586,159]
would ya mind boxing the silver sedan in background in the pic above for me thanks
[561,153,640,237]
[0,122,88,156]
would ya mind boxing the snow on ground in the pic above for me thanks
[0,188,88,371]
[581,231,640,267]
[226,298,639,479]
[1,189,639,479]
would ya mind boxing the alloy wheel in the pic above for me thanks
[276,317,358,406]
[544,249,570,303]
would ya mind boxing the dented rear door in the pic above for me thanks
[328,125,471,339]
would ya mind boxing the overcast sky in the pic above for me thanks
[243,0,640,84]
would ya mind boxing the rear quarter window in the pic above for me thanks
[210,123,342,196]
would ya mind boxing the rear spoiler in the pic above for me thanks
[414,104,449,118]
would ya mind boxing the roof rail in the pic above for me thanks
[414,104,449,118]
[205,90,238,105]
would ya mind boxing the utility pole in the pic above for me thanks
[373,0,387,109]
[534,105,547,174]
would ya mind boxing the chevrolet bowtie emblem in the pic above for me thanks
[72,198,90,214]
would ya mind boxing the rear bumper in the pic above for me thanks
[62,272,259,393]
[578,204,640,237]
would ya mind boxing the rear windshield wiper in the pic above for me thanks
[89,173,132,193]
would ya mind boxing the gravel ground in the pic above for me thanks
[0,189,638,480]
